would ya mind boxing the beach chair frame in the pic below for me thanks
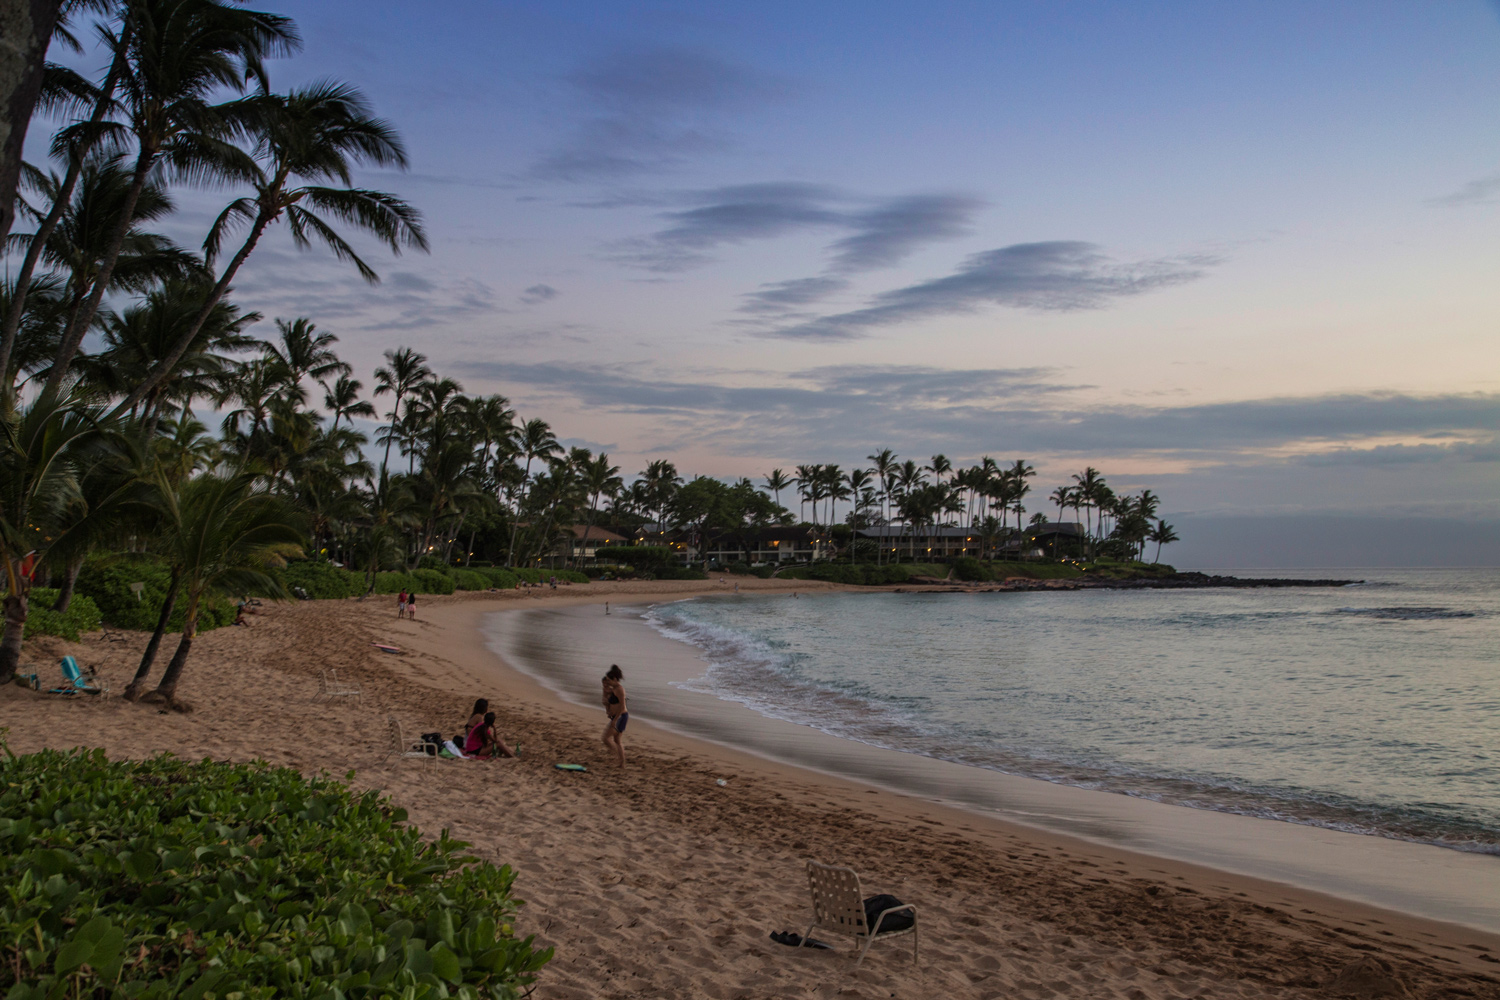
[385,717,437,770]
[803,860,918,966]
[317,669,362,702]
[57,656,109,697]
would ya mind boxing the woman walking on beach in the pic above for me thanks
[601,664,628,768]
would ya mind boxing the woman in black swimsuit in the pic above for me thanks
[601,664,628,768]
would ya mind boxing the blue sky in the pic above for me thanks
[30,1,1500,555]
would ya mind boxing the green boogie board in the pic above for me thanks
[554,763,588,772]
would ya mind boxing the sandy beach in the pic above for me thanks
[4,579,1499,1000]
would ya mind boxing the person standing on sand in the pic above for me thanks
[601,664,628,768]
[397,590,408,618]
[407,592,417,619]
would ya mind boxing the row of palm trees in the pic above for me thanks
[758,455,1177,563]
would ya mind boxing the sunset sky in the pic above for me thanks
[38,1,1500,561]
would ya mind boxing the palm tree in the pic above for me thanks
[116,76,428,414]
[0,389,105,685]
[575,452,621,568]
[505,418,559,565]
[139,471,303,708]
[371,346,429,477]
[263,316,348,388]
[1149,520,1179,564]
[1008,459,1035,534]
[51,0,300,396]
[1071,467,1104,550]
[14,158,202,396]
[322,373,374,432]
[763,468,790,508]
[0,11,136,378]
[926,454,951,483]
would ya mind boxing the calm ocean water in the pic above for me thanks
[646,568,1500,853]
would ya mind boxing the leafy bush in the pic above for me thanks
[481,568,520,589]
[777,563,912,585]
[278,560,361,599]
[76,559,234,635]
[607,546,674,569]
[411,569,457,595]
[952,557,990,582]
[23,588,103,641]
[0,747,551,1000]
[452,569,490,591]
[373,571,419,595]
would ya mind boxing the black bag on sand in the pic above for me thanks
[862,894,913,934]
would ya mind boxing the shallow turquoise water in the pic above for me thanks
[647,568,1500,852]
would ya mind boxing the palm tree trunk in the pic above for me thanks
[112,207,275,416]
[0,589,27,685]
[0,0,63,253]
[145,594,198,709]
[50,556,81,612]
[0,18,131,377]
[123,569,179,700]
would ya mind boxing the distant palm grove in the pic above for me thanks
[0,0,1177,706]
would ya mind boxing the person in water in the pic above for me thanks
[601,664,628,768]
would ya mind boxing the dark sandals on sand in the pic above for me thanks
[769,930,830,949]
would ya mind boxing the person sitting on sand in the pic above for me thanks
[397,590,408,619]
[463,710,516,759]
[463,697,488,741]
[601,664,628,768]
[233,606,250,626]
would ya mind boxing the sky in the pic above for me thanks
[28,1,1500,563]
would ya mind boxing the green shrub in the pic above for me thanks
[278,559,360,599]
[0,747,551,1000]
[607,546,674,569]
[373,571,419,595]
[411,569,456,595]
[481,568,520,589]
[452,569,489,591]
[76,559,235,635]
[952,557,990,582]
[23,589,103,641]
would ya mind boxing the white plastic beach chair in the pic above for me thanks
[317,668,361,702]
[384,717,436,770]
[803,860,918,966]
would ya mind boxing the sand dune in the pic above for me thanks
[4,581,1498,1000]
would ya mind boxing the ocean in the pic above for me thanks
[644,568,1500,855]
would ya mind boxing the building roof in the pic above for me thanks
[1028,521,1085,537]
[855,525,978,539]
[567,525,630,544]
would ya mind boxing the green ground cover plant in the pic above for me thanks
[75,561,235,636]
[0,745,551,1000]
[22,590,104,641]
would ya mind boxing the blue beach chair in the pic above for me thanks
[52,655,108,697]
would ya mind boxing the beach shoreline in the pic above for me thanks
[3,581,1498,999]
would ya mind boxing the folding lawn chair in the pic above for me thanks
[803,860,918,966]
[384,717,437,770]
[53,655,109,697]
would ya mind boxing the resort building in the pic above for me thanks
[855,525,982,560]
[556,525,631,564]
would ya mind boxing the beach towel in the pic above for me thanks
[554,763,588,772]
[443,739,468,758]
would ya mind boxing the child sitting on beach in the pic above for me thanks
[463,711,516,759]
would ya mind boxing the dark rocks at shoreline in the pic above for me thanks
[893,571,1361,594]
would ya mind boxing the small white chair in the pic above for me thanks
[803,860,918,966]
[384,717,436,769]
[317,669,361,702]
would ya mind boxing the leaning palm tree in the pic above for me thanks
[505,418,559,565]
[119,78,428,414]
[50,0,300,394]
[1149,519,1179,564]
[139,471,304,709]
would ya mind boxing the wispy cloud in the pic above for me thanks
[454,358,1500,468]
[607,183,983,275]
[1430,172,1500,207]
[520,283,559,305]
[760,242,1214,341]
[738,276,851,316]
[529,47,785,182]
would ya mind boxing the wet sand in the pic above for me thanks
[3,579,1498,999]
